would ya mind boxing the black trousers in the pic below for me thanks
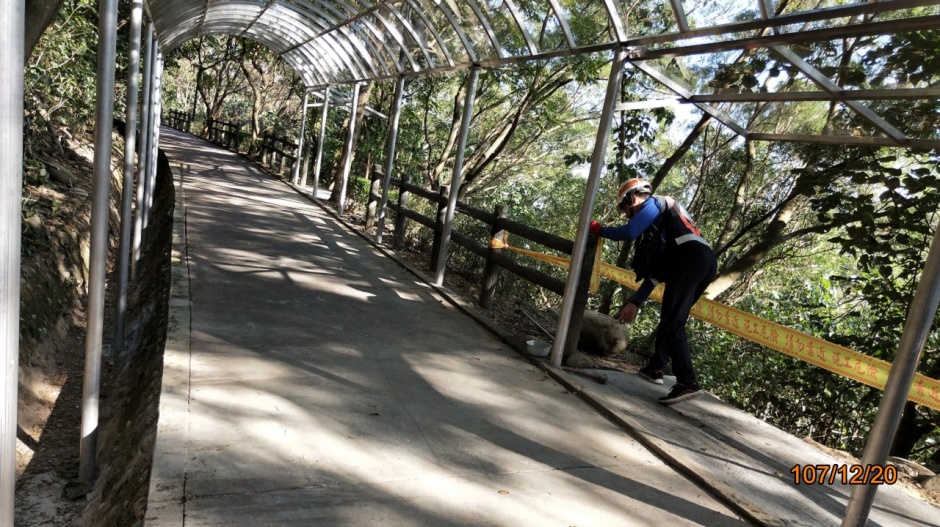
[647,241,717,387]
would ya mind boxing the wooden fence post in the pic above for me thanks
[393,172,410,250]
[431,185,449,273]
[563,234,599,358]
[479,204,508,309]
[262,133,270,165]
[365,167,382,230]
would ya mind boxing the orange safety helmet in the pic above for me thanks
[616,178,653,209]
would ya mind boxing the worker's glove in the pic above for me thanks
[589,220,603,236]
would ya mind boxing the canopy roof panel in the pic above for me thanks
[147,0,940,148]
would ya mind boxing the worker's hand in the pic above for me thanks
[618,303,638,324]
[589,220,603,236]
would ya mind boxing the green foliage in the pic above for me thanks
[164,35,304,142]
[347,176,372,205]
[26,0,102,128]
[691,254,937,456]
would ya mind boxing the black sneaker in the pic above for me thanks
[638,366,664,385]
[658,383,703,405]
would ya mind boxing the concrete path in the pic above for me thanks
[145,128,940,527]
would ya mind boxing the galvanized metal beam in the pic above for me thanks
[757,0,908,146]
[690,88,940,103]
[132,23,155,282]
[546,0,576,49]
[626,1,940,50]
[115,0,145,350]
[145,50,165,226]
[434,67,480,286]
[376,75,406,245]
[81,0,121,486]
[669,0,690,32]
[465,0,504,59]
[400,0,455,67]
[629,14,940,62]
[749,133,940,150]
[632,61,750,138]
[842,222,940,526]
[312,86,331,199]
[768,45,909,145]
[550,48,627,367]
[0,0,24,521]
[337,82,361,216]
[292,91,311,185]
[503,0,538,55]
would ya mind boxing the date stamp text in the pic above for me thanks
[789,464,898,485]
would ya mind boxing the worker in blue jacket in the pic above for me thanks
[589,178,717,404]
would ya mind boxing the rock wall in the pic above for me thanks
[15,117,174,526]
[82,148,174,527]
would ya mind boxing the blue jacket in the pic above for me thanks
[598,196,707,306]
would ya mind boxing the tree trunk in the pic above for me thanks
[25,0,64,60]
[707,194,801,298]
[714,139,754,250]
[890,402,936,458]
[650,113,712,190]
[428,82,466,189]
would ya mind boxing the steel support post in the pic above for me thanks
[114,0,143,350]
[550,49,626,367]
[292,91,310,185]
[376,76,406,245]
[132,23,154,281]
[337,83,361,216]
[145,50,163,224]
[0,0,24,522]
[841,222,940,526]
[312,86,331,199]
[434,67,479,286]
[142,48,158,230]
[80,0,120,485]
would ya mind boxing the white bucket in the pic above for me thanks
[525,339,551,357]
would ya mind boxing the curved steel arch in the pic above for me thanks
[38,3,940,527]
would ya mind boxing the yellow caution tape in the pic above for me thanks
[490,236,940,411]
[489,236,603,294]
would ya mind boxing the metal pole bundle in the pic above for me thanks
[145,49,164,223]
[114,0,144,350]
[132,23,155,281]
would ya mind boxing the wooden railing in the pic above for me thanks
[165,116,300,178]
[255,131,298,177]
[365,169,598,356]
[207,119,241,151]
[164,110,192,132]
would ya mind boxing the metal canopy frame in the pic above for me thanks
[110,1,938,526]
[145,0,940,150]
